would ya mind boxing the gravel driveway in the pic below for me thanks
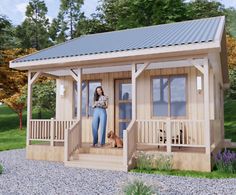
[0,149,235,195]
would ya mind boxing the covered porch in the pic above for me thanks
[25,53,219,171]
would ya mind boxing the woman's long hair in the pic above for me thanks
[94,86,104,101]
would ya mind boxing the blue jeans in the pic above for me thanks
[92,107,107,145]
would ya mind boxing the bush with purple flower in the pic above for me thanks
[214,148,236,174]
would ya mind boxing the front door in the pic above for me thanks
[115,79,132,138]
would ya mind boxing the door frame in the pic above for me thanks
[114,78,132,137]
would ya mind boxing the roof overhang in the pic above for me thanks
[10,41,221,71]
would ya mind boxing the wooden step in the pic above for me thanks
[65,159,127,171]
[77,147,123,156]
[71,153,123,163]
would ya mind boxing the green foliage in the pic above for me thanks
[16,0,51,49]
[123,180,155,195]
[32,80,56,118]
[75,14,110,37]
[225,8,236,38]
[0,164,3,174]
[131,168,236,179]
[135,151,173,171]
[227,69,236,99]
[186,0,225,20]
[97,0,187,30]
[58,0,84,39]
[0,15,20,49]
[224,100,236,142]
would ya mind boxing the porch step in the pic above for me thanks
[70,153,123,163]
[77,146,123,156]
[65,153,126,171]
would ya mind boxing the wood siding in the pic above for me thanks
[55,66,223,144]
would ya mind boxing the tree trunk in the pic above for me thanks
[19,109,23,130]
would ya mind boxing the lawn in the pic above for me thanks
[0,104,53,151]
[131,169,236,179]
[224,99,236,142]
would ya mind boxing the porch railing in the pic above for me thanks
[29,119,77,145]
[137,119,205,148]
[64,120,81,161]
[123,120,137,168]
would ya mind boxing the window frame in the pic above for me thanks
[73,79,102,118]
[151,74,188,119]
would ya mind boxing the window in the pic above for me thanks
[152,75,187,117]
[73,80,101,117]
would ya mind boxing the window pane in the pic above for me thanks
[170,76,186,116]
[119,83,132,100]
[119,122,130,138]
[119,102,132,119]
[74,81,87,117]
[152,77,168,116]
[88,81,101,116]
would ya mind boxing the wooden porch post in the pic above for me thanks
[204,58,211,154]
[27,71,41,146]
[131,62,149,121]
[70,68,82,146]
[131,64,137,121]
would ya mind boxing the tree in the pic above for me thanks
[97,0,187,30]
[0,15,20,49]
[58,0,84,39]
[186,0,225,20]
[75,13,110,37]
[16,0,51,49]
[32,80,56,118]
[227,35,236,69]
[225,8,236,38]
[0,48,36,101]
[3,91,26,130]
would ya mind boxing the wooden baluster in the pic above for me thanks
[50,118,54,146]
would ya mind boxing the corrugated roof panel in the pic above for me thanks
[12,16,223,63]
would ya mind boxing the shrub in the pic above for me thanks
[135,151,173,171]
[123,180,155,195]
[0,164,3,174]
[135,152,153,171]
[215,148,236,174]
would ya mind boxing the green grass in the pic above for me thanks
[131,168,236,179]
[224,99,236,142]
[0,104,53,151]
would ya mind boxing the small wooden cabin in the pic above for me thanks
[10,16,229,172]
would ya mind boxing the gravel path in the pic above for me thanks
[0,149,236,195]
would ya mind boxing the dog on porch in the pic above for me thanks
[107,131,123,148]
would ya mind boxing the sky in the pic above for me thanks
[0,0,235,26]
[0,0,100,25]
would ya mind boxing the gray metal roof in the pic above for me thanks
[12,16,223,63]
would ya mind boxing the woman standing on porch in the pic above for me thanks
[92,86,108,147]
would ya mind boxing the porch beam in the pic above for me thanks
[69,69,79,81]
[189,58,205,74]
[29,71,41,85]
[134,62,150,78]
[203,58,211,154]
[194,64,204,74]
